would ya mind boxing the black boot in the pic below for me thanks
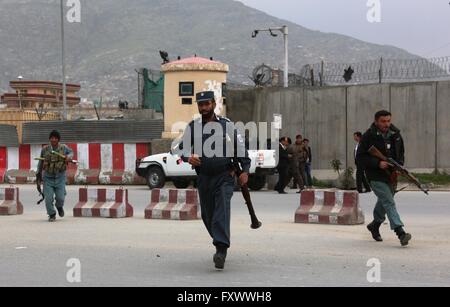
[367,221,383,242]
[48,214,56,222]
[395,227,412,247]
[57,207,65,218]
[213,245,228,270]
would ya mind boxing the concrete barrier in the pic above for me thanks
[295,190,364,225]
[0,187,23,216]
[65,143,78,184]
[73,188,134,218]
[98,144,148,185]
[145,189,200,220]
[73,143,102,185]
[0,147,6,183]
[1,143,149,185]
[5,145,41,184]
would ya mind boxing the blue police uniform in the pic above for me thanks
[176,91,251,259]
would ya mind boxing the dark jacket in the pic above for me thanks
[176,115,251,176]
[293,143,308,164]
[356,123,405,184]
[287,144,297,169]
[305,146,312,164]
[277,143,289,170]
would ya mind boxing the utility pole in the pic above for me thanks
[135,69,144,108]
[282,26,288,88]
[17,75,23,109]
[60,0,67,120]
[252,26,289,88]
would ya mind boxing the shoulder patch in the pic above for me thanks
[219,116,231,122]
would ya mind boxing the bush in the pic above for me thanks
[336,167,356,190]
[331,159,355,190]
[312,177,334,189]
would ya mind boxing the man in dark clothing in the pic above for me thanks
[275,137,290,194]
[175,91,251,270]
[286,137,304,193]
[37,130,74,222]
[353,132,372,194]
[302,138,313,188]
[356,110,412,247]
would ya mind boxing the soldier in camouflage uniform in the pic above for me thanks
[37,130,74,222]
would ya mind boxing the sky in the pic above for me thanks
[238,0,450,58]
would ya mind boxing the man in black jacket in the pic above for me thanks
[356,110,412,247]
[275,137,290,194]
[303,138,313,188]
[176,91,251,270]
[354,132,371,194]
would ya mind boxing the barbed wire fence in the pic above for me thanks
[295,56,450,87]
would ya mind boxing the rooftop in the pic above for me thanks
[168,56,222,65]
[162,56,229,73]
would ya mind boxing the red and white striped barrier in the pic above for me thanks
[98,144,148,185]
[0,147,6,183]
[0,143,149,185]
[0,187,23,216]
[145,189,200,220]
[5,145,42,184]
[72,143,102,185]
[295,190,365,225]
[73,188,133,218]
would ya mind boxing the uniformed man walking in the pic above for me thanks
[36,130,74,222]
[176,91,251,270]
[356,110,412,247]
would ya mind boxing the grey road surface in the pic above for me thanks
[0,185,449,287]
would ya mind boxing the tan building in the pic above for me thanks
[0,109,60,143]
[161,56,229,139]
[1,80,81,109]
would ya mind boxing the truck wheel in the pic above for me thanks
[146,166,166,189]
[248,175,266,191]
[173,178,190,189]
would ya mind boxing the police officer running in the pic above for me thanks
[356,110,412,247]
[36,130,74,222]
[176,91,251,270]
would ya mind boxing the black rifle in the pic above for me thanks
[233,161,262,230]
[34,152,78,205]
[36,173,45,205]
[368,146,429,195]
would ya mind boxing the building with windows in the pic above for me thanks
[0,80,81,109]
[161,56,229,139]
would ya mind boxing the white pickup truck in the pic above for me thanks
[136,150,277,191]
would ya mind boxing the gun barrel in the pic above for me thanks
[233,160,262,229]
[51,151,67,159]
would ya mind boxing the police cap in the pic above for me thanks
[196,91,215,103]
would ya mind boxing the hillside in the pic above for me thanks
[0,0,419,103]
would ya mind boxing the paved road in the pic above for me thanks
[0,184,449,287]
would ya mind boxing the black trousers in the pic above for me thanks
[356,166,371,193]
[197,172,235,248]
[275,166,289,192]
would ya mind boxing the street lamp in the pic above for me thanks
[252,26,289,88]
[17,75,23,109]
[60,0,67,120]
